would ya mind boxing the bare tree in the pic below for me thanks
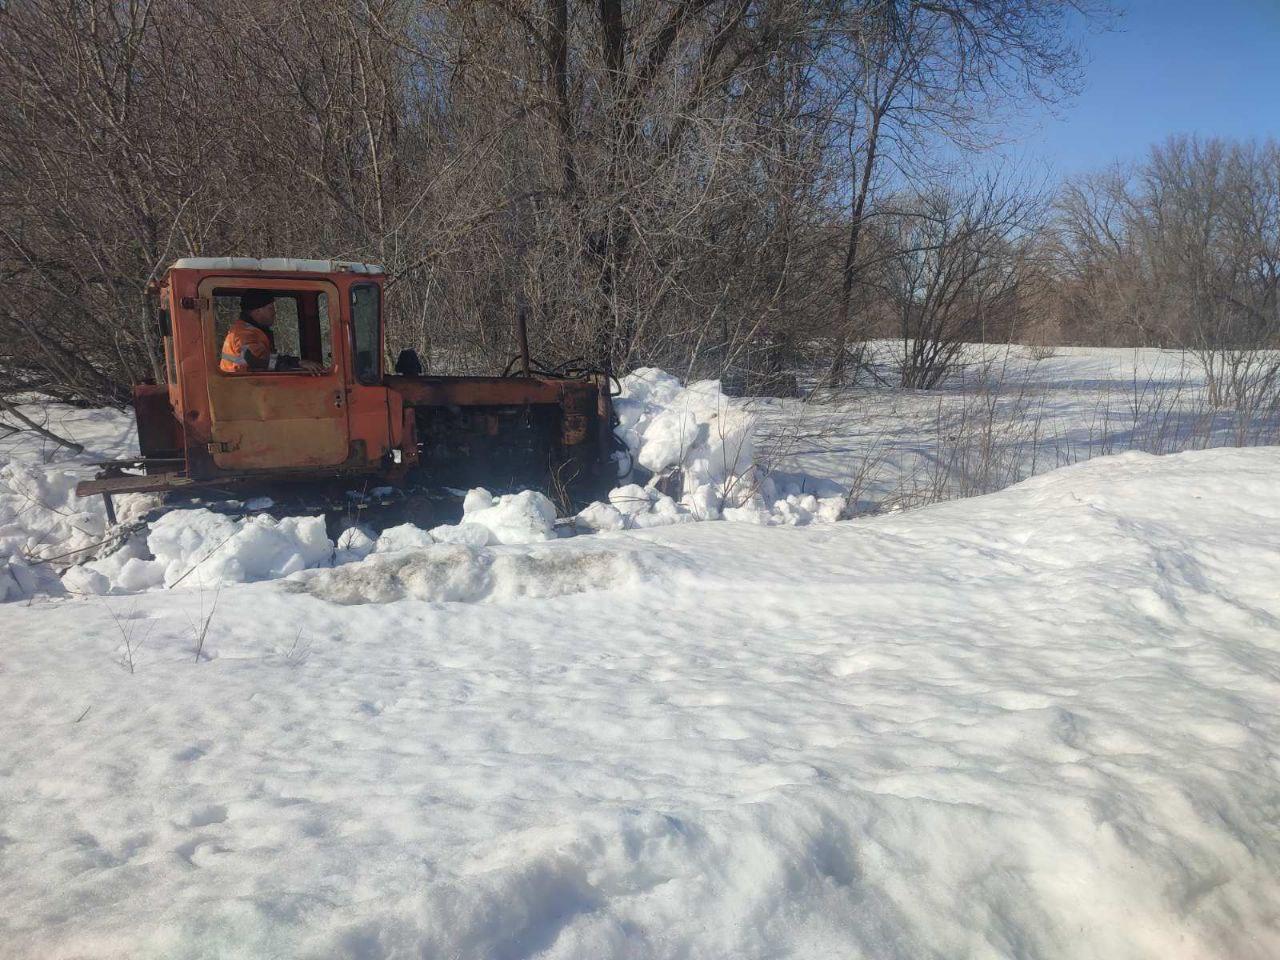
[818,0,1097,386]
[1055,137,1280,408]
[879,177,1046,389]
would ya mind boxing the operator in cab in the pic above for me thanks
[219,291,323,374]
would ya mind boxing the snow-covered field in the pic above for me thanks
[748,345,1279,507]
[2,348,1279,958]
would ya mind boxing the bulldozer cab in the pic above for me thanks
[159,258,397,477]
[204,276,348,468]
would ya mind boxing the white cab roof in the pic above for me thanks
[170,257,384,275]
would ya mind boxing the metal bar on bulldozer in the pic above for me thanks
[75,473,195,497]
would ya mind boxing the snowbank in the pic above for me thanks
[57,487,563,596]
[299,541,661,605]
[63,508,333,593]
[3,447,1279,958]
[0,461,155,601]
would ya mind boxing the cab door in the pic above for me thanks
[343,281,395,462]
[201,276,351,470]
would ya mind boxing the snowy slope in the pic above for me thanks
[1,447,1278,959]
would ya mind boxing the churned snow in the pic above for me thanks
[580,367,844,528]
[63,509,334,593]
[1,461,109,599]
[453,488,558,545]
[0,447,1277,958]
[57,486,563,596]
[615,367,756,486]
[296,540,661,606]
[0,404,150,600]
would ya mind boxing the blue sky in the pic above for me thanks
[984,0,1280,177]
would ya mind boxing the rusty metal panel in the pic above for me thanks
[132,384,183,460]
[345,383,395,466]
[204,375,351,468]
[386,375,592,407]
[400,407,420,466]
[561,414,589,446]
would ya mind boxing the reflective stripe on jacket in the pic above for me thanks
[219,319,273,373]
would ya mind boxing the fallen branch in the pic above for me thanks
[0,395,85,454]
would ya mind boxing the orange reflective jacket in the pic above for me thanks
[219,319,273,373]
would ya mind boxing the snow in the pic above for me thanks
[2,446,1279,958]
[150,510,331,588]
[3,349,1280,957]
[334,525,377,564]
[575,484,693,532]
[298,540,661,606]
[456,488,557,545]
[611,368,759,517]
[582,366,856,528]
[374,521,438,554]
[752,343,1280,512]
[54,509,329,594]
[170,257,384,275]
[568,369,776,530]
[375,490,557,553]
[55,487,561,595]
[0,462,96,599]
[0,458,559,596]
[0,403,149,600]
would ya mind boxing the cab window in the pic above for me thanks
[213,288,332,374]
[350,284,381,384]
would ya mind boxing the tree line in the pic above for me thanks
[1,1,1274,409]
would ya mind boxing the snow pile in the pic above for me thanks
[63,509,333,593]
[722,490,846,525]
[617,368,756,480]
[372,522,437,554]
[0,461,153,601]
[0,462,103,557]
[613,369,757,517]
[580,368,845,530]
[447,488,557,545]
[0,400,149,600]
[333,525,377,563]
[377,488,558,552]
[58,488,562,596]
[576,483,690,532]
